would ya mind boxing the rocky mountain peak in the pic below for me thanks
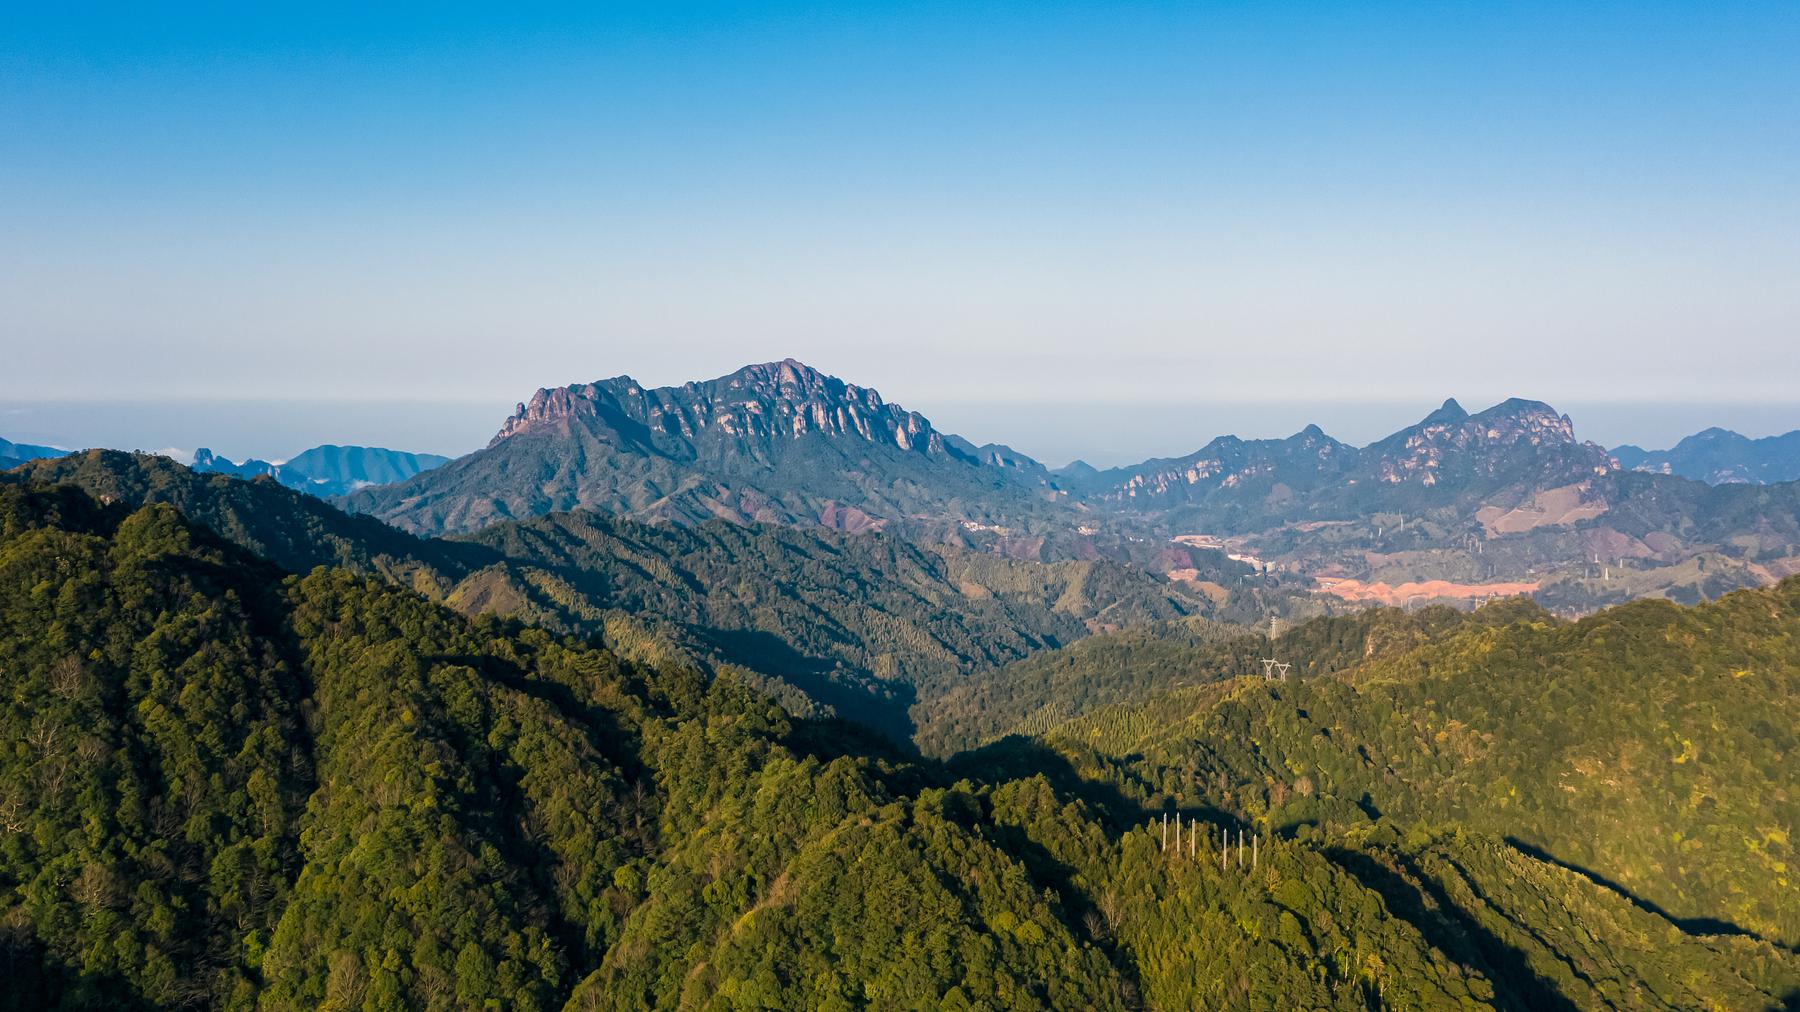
[1382,398,1576,448]
[354,360,1064,534]
[1421,398,1468,425]
[491,385,612,445]
[725,358,864,402]
[1469,398,1577,444]
[1291,424,1347,453]
[489,361,953,457]
[1682,426,1746,447]
[1363,397,1604,488]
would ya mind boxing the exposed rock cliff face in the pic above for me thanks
[491,359,961,461]
[1354,398,1610,491]
[345,360,1636,564]
[346,360,1058,535]
[1079,397,1611,523]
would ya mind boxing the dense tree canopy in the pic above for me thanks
[3,476,1799,1009]
[1032,581,1800,945]
[8,452,1224,739]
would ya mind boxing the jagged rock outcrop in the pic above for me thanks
[1354,397,1608,490]
[348,361,1639,550]
[1082,397,1611,522]
[345,360,1061,535]
[491,359,963,461]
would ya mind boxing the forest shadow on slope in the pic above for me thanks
[699,626,921,745]
[1327,845,1577,1012]
[0,936,163,1012]
[1504,836,1798,952]
[946,735,1150,831]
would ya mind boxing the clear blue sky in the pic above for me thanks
[4,3,1798,460]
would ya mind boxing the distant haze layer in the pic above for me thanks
[6,395,1798,470]
[0,399,506,464]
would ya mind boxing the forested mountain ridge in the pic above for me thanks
[5,448,478,586]
[0,482,1115,1008]
[4,450,1227,740]
[281,444,452,489]
[4,478,1798,1009]
[914,600,1545,756]
[449,507,1210,739]
[1052,424,1356,504]
[1029,578,1800,946]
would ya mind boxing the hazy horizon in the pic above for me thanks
[8,389,1798,471]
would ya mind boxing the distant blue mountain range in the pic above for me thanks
[0,437,69,466]
[1612,427,1800,485]
[2,434,449,498]
[191,444,452,498]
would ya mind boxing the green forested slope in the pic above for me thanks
[0,486,309,1008]
[1036,581,1800,945]
[4,452,1206,738]
[915,600,1544,755]
[456,508,1199,724]
[0,482,1128,1009]
[4,449,476,589]
[4,480,1799,1009]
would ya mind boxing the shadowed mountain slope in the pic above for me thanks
[3,478,1795,1009]
[5,451,1209,740]
[1030,578,1800,946]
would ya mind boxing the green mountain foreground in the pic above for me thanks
[2,452,1798,1009]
